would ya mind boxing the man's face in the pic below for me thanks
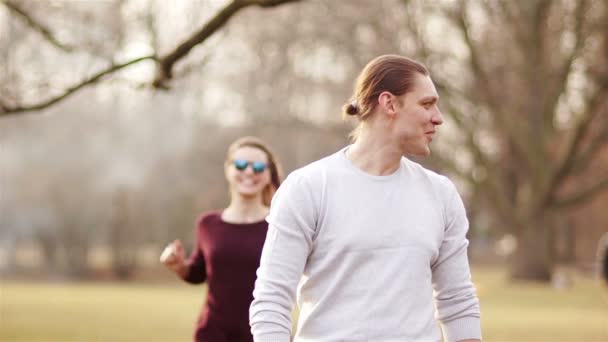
[392,74,443,157]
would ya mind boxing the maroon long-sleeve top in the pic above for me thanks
[183,210,268,342]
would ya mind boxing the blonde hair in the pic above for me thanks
[342,55,429,141]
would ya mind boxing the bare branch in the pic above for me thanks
[153,0,302,88]
[522,0,553,172]
[551,175,608,209]
[448,1,539,176]
[243,0,301,6]
[540,84,608,207]
[433,144,523,229]
[572,75,608,174]
[174,55,213,79]
[495,1,528,52]
[404,2,430,61]
[433,78,473,106]
[533,0,553,40]
[540,4,608,208]
[0,56,156,116]
[2,0,74,52]
[440,96,526,225]
[2,0,302,115]
[542,0,590,130]
[255,115,350,138]
[428,153,474,184]
[572,123,608,174]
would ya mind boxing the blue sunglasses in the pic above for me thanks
[232,159,268,174]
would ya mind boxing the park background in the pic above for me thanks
[1,0,607,341]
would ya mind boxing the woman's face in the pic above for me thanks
[225,146,272,200]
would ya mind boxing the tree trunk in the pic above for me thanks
[110,189,137,280]
[63,226,90,278]
[35,230,59,271]
[509,216,553,282]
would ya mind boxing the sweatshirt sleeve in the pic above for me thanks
[182,216,207,284]
[250,172,318,342]
[431,178,482,342]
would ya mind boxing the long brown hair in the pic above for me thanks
[225,136,282,206]
[342,55,429,140]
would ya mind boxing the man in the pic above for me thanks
[250,55,482,342]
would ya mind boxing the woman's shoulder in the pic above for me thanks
[196,210,223,228]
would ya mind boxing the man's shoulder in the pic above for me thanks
[288,150,342,181]
[402,158,462,206]
[403,157,452,186]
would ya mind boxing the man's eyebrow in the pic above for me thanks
[419,96,438,103]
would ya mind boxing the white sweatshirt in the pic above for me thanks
[250,147,481,342]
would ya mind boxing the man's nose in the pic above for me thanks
[432,108,443,125]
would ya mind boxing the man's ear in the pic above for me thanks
[378,91,397,117]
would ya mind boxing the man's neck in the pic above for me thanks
[347,131,402,176]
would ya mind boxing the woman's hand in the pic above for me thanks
[160,239,188,278]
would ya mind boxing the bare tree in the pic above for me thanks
[0,0,302,116]
[405,0,608,281]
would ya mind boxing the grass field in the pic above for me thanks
[1,267,607,341]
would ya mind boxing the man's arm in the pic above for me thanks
[431,177,482,342]
[250,172,317,342]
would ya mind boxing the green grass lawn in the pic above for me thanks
[474,268,608,342]
[0,280,205,341]
[1,267,607,341]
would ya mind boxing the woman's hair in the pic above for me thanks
[342,55,429,140]
[225,136,282,206]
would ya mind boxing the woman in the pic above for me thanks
[161,136,282,342]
